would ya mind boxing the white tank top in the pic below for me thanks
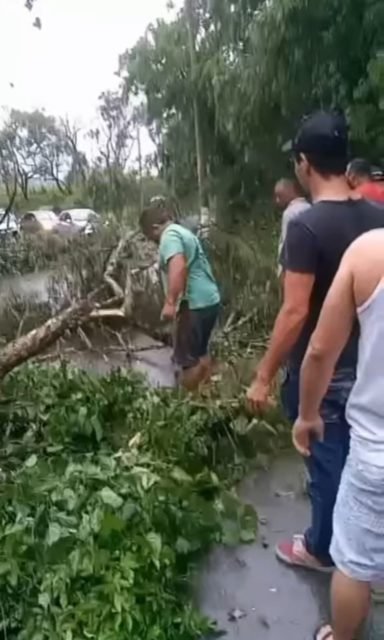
[346,278,384,468]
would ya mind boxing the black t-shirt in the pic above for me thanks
[282,199,384,371]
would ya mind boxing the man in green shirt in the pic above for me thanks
[140,201,220,390]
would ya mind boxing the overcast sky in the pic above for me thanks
[0,0,180,128]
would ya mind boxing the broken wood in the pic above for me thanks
[0,289,102,380]
[0,229,163,381]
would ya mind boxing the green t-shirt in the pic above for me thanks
[159,223,220,310]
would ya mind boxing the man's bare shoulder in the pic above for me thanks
[343,230,384,306]
[344,229,384,265]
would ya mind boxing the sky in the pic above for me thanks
[0,0,180,132]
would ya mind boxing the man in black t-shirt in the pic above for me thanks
[247,111,384,571]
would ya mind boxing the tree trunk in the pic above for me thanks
[0,293,100,381]
[185,0,208,219]
[137,125,144,211]
[0,232,159,381]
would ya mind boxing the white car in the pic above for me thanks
[0,210,19,238]
[21,210,58,233]
[59,209,100,235]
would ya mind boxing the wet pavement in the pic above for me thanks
[199,455,384,640]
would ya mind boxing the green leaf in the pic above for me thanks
[146,532,162,563]
[38,592,50,610]
[46,522,62,546]
[171,467,193,483]
[131,467,160,490]
[221,519,241,546]
[0,561,10,576]
[114,592,123,613]
[100,487,123,509]
[24,454,38,468]
[175,537,191,554]
[122,501,136,521]
[240,528,256,542]
[100,512,125,536]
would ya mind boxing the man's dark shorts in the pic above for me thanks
[174,302,219,370]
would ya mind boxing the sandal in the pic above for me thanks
[275,534,334,573]
[314,624,333,640]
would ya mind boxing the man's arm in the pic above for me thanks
[166,254,187,305]
[292,256,356,456]
[258,270,314,383]
[247,218,316,412]
[299,260,355,421]
[160,228,188,321]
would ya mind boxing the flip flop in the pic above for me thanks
[313,624,333,640]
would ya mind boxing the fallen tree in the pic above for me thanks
[0,230,163,381]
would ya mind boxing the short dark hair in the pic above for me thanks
[347,158,372,179]
[293,110,348,176]
[294,150,348,176]
[140,200,173,232]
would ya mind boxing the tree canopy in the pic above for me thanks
[119,0,384,213]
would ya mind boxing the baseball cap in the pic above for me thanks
[291,110,348,157]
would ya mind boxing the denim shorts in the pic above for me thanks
[331,454,384,582]
[173,302,219,370]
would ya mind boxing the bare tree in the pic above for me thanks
[61,118,89,188]
[90,90,135,172]
[0,109,74,200]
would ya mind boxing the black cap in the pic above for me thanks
[292,110,348,157]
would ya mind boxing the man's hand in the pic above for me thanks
[292,414,324,457]
[161,300,177,322]
[246,377,274,414]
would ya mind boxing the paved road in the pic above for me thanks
[199,456,383,640]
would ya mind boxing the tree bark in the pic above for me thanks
[0,231,160,381]
[185,0,208,218]
[0,293,100,380]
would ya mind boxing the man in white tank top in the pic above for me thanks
[292,228,384,640]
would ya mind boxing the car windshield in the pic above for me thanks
[26,211,57,229]
[68,210,91,224]
[36,212,55,222]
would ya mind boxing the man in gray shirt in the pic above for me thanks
[275,178,310,274]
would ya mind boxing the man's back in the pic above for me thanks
[159,223,220,310]
[284,198,384,369]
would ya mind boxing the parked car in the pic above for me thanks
[20,210,59,234]
[0,210,19,238]
[59,209,100,235]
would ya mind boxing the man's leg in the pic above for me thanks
[331,570,370,640]
[305,370,353,563]
[174,305,219,391]
[315,453,380,640]
[173,303,203,391]
[276,369,353,569]
[180,362,205,390]
[304,420,349,564]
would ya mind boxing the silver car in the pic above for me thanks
[59,209,100,235]
[20,210,59,234]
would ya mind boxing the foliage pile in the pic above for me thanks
[0,364,287,640]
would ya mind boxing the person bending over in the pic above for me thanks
[140,201,220,390]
